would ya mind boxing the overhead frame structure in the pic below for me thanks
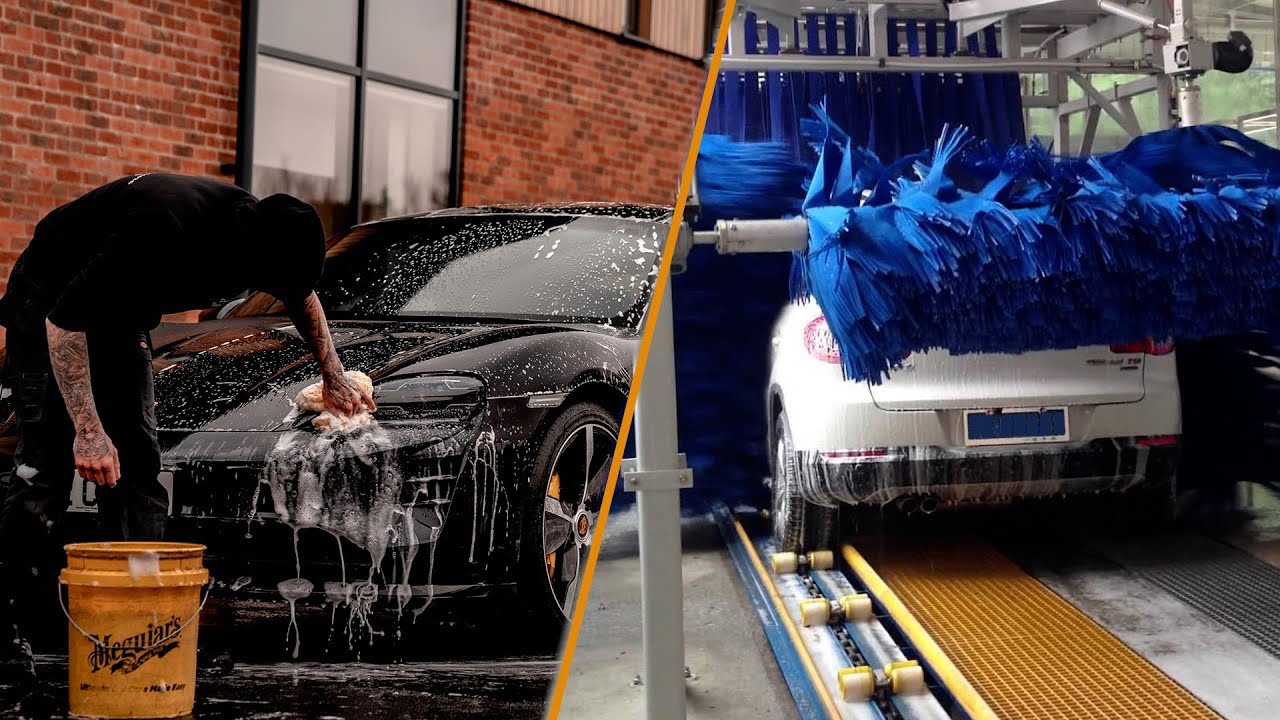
[622,2,1276,720]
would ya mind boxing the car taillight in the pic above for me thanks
[1109,338,1175,356]
[1137,435,1178,447]
[804,316,842,364]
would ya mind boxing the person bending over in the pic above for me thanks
[0,173,375,682]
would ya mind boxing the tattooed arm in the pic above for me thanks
[45,319,120,487]
[285,291,375,416]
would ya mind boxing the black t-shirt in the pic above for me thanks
[0,173,263,333]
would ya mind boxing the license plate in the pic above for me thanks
[964,407,1069,447]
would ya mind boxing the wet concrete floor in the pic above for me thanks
[1,600,558,719]
[6,655,554,720]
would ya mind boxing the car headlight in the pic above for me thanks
[373,375,486,420]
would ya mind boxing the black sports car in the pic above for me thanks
[6,204,668,640]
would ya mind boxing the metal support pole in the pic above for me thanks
[1273,0,1280,143]
[1080,105,1102,154]
[1152,0,1176,129]
[1000,13,1022,60]
[1050,43,1071,153]
[1067,72,1143,137]
[626,278,693,720]
[1177,78,1202,126]
[868,4,889,57]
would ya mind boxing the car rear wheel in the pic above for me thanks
[772,409,837,553]
[521,402,618,630]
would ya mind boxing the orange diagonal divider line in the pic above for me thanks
[543,4,739,717]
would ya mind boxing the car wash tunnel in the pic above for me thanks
[556,2,1280,720]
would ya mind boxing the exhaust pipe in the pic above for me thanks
[919,495,941,515]
[894,495,919,515]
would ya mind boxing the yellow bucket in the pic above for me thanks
[60,542,210,719]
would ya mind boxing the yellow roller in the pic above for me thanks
[809,550,835,571]
[800,598,831,627]
[884,661,925,695]
[839,593,872,622]
[837,665,875,702]
[772,551,799,575]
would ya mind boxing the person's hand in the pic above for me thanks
[74,428,120,487]
[323,373,376,417]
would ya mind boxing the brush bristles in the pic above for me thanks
[695,135,809,224]
[793,119,1280,383]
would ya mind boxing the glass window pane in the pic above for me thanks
[252,57,355,234]
[258,0,358,65]
[361,83,454,220]
[366,0,458,88]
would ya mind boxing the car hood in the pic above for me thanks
[151,316,548,433]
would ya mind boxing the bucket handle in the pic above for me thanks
[59,579,214,651]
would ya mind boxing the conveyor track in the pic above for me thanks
[717,507,1243,720]
[715,507,956,720]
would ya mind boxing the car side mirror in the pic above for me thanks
[215,297,248,320]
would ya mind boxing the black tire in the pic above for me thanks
[771,410,837,553]
[519,402,619,631]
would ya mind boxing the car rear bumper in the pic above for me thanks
[794,438,1179,507]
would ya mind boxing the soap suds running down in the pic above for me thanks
[467,430,502,565]
[264,426,404,568]
[263,419,406,651]
[277,578,314,659]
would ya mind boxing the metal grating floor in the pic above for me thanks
[1102,534,1280,660]
[864,540,1219,720]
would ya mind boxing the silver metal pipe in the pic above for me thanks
[1096,0,1165,31]
[713,218,810,255]
[718,55,1157,75]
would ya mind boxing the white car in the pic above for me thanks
[767,300,1182,551]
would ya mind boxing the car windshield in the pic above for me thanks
[229,213,665,327]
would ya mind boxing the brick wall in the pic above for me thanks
[0,0,241,298]
[461,0,705,207]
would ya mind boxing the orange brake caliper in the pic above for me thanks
[546,472,562,578]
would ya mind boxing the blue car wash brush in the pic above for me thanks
[696,110,1280,384]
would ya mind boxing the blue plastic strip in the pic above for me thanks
[806,13,828,117]
[923,20,941,140]
[942,23,960,145]
[767,22,788,143]
[745,11,765,141]
[722,13,744,142]
[982,25,1012,145]
[712,507,831,720]
[965,32,993,139]
[906,20,926,153]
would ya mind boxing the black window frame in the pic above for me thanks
[234,0,468,231]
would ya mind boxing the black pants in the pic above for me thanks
[0,326,166,637]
